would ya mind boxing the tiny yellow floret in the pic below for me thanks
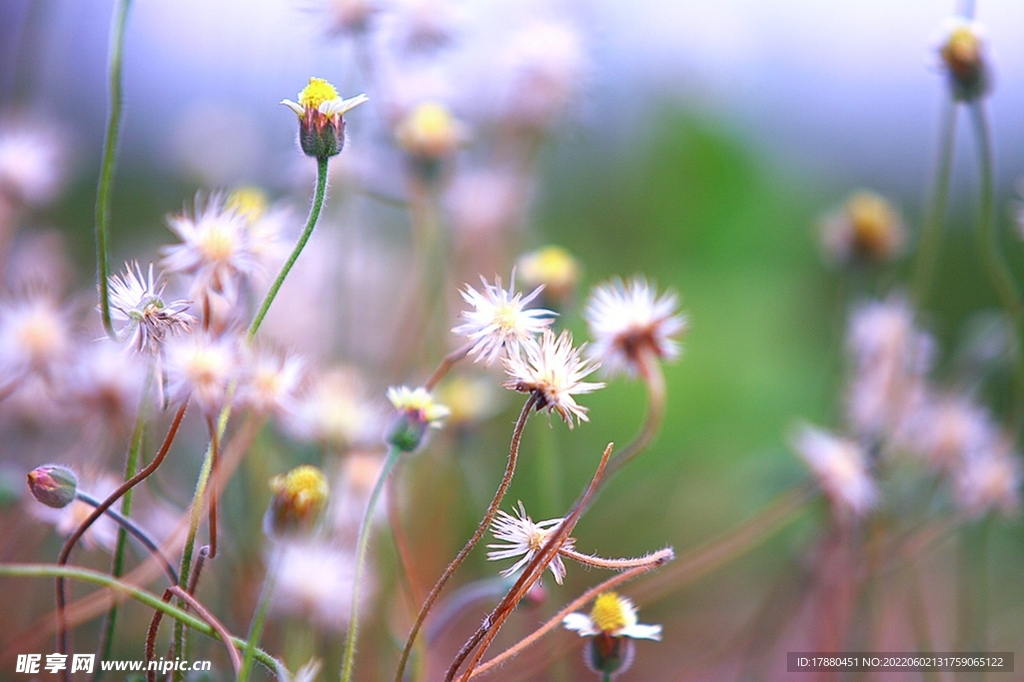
[590,592,629,633]
[298,77,341,110]
[270,465,330,515]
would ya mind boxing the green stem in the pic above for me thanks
[0,563,282,674]
[340,446,403,682]
[239,555,278,682]
[912,100,957,308]
[75,493,177,584]
[95,0,132,338]
[94,376,150,681]
[969,102,1024,423]
[247,155,330,342]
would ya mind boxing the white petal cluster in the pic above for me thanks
[453,274,555,366]
[487,501,571,584]
[792,423,878,518]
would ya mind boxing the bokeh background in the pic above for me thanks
[2,0,1023,680]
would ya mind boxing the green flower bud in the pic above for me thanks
[27,465,78,509]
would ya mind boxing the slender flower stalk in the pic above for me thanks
[248,155,330,341]
[168,586,242,676]
[339,446,402,682]
[238,557,279,682]
[95,0,133,338]
[912,100,958,307]
[969,102,1024,423]
[394,393,538,682]
[75,492,178,584]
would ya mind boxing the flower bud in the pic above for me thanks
[938,19,990,101]
[264,465,329,539]
[27,465,78,509]
[281,78,368,159]
[395,102,467,182]
[517,245,581,308]
[385,386,450,452]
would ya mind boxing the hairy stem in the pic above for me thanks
[424,342,473,391]
[95,0,133,337]
[559,547,672,572]
[247,155,330,342]
[395,393,538,682]
[168,586,242,676]
[340,446,403,682]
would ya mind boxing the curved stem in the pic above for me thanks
[424,342,473,391]
[55,402,187,678]
[969,102,1024,422]
[395,393,538,682]
[340,446,403,682]
[75,493,177,584]
[1,563,282,674]
[95,0,132,338]
[247,155,330,342]
[606,350,665,478]
[387,457,421,608]
[912,99,957,308]
[168,586,242,676]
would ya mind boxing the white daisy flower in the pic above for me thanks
[487,501,572,585]
[236,347,306,417]
[502,329,603,427]
[163,332,239,416]
[0,291,72,380]
[954,444,1022,518]
[453,273,556,366]
[0,122,63,206]
[108,261,194,355]
[792,423,878,518]
[160,194,261,304]
[584,276,687,378]
[276,658,322,682]
[563,591,662,641]
[386,385,450,451]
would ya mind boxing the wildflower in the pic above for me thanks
[0,121,63,206]
[820,190,906,265]
[846,296,932,440]
[0,291,71,380]
[453,273,555,366]
[563,591,661,677]
[936,17,989,101]
[281,77,368,159]
[584,277,687,378]
[236,348,306,417]
[160,194,261,306]
[108,261,194,354]
[265,465,330,539]
[487,501,572,584]
[226,186,291,273]
[503,329,603,427]
[902,394,998,471]
[517,245,582,307]
[434,374,504,426]
[792,423,878,518]
[270,540,366,632]
[954,443,1021,518]
[63,338,146,426]
[395,102,467,164]
[163,332,238,415]
[26,465,78,509]
[325,0,379,36]
[385,385,449,451]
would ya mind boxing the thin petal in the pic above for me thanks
[562,613,598,636]
[619,623,662,641]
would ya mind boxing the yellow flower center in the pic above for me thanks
[847,191,898,256]
[298,77,341,110]
[198,221,238,263]
[227,186,268,222]
[271,465,330,514]
[16,308,62,362]
[590,592,628,633]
